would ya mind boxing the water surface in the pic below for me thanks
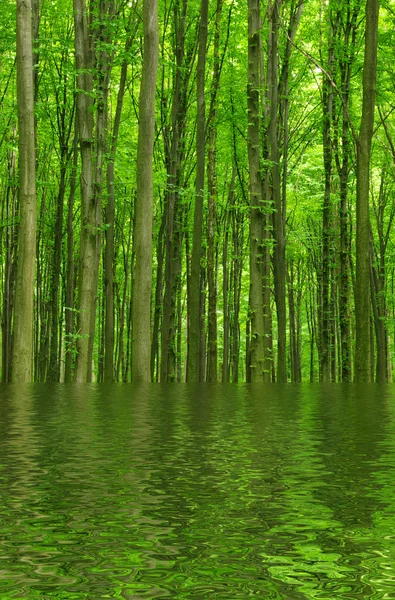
[0,384,394,598]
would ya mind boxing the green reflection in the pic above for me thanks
[0,384,394,598]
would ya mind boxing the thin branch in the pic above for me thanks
[279,21,359,145]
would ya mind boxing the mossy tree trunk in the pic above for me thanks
[12,0,37,382]
[247,0,266,382]
[186,0,208,382]
[355,0,379,382]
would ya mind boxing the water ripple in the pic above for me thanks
[0,384,394,598]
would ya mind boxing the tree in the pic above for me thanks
[131,0,159,382]
[355,0,380,382]
[73,0,96,382]
[160,0,193,383]
[187,0,209,382]
[268,0,287,383]
[334,0,359,382]
[3,0,395,384]
[12,0,37,382]
[319,5,335,383]
[247,0,266,382]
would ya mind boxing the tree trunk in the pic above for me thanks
[247,0,265,382]
[2,142,18,382]
[131,0,159,382]
[268,0,287,382]
[232,205,243,383]
[186,0,208,382]
[206,0,224,383]
[199,261,207,382]
[338,138,352,380]
[334,1,359,382]
[151,210,165,381]
[246,317,251,383]
[104,25,131,382]
[161,0,189,382]
[206,122,218,383]
[288,261,297,382]
[12,0,37,382]
[371,254,387,382]
[355,0,379,382]
[73,0,97,382]
[64,132,78,383]
[47,157,67,381]
[222,170,235,383]
[320,55,334,383]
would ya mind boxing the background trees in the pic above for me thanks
[1,0,392,382]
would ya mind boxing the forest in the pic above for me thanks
[2,0,388,383]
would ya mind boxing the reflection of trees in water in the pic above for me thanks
[1,385,395,598]
[311,386,389,596]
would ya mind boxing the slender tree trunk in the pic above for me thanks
[152,210,165,380]
[206,125,218,382]
[131,0,159,382]
[355,0,379,381]
[12,0,37,382]
[339,147,351,381]
[232,207,243,383]
[199,261,207,382]
[186,0,208,382]
[36,205,47,382]
[295,265,302,382]
[176,264,183,382]
[222,171,235,383]
[371,256,387,382]
[47,30,74,383]
[370,218,388,382]
[104,22,130,382]
[206,0,224,383]
[87,0,114,382]
[48,153,67,381]
[185,221,191,380]
[321,61,334,383]
[268,0,287,382]
[334,2,359,382]
[330,273,337,381]
[2,144,18,382]
[116,212,131,381]
[370,315,375,380]
[288,262,297,382]
[168,206,183,379]
[73,0,97,382]
[246,317,251,383]
[64,132,78,383]
[247,0,265,382]
[276,0,304,382]
[160,0,189,383]
[222,206,230,383]
[104,163,116,381]
[97,288,104,381]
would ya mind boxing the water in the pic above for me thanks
[0,384,394,599]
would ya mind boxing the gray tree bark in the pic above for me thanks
[73,0,97,382]
[131,0,159,382]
